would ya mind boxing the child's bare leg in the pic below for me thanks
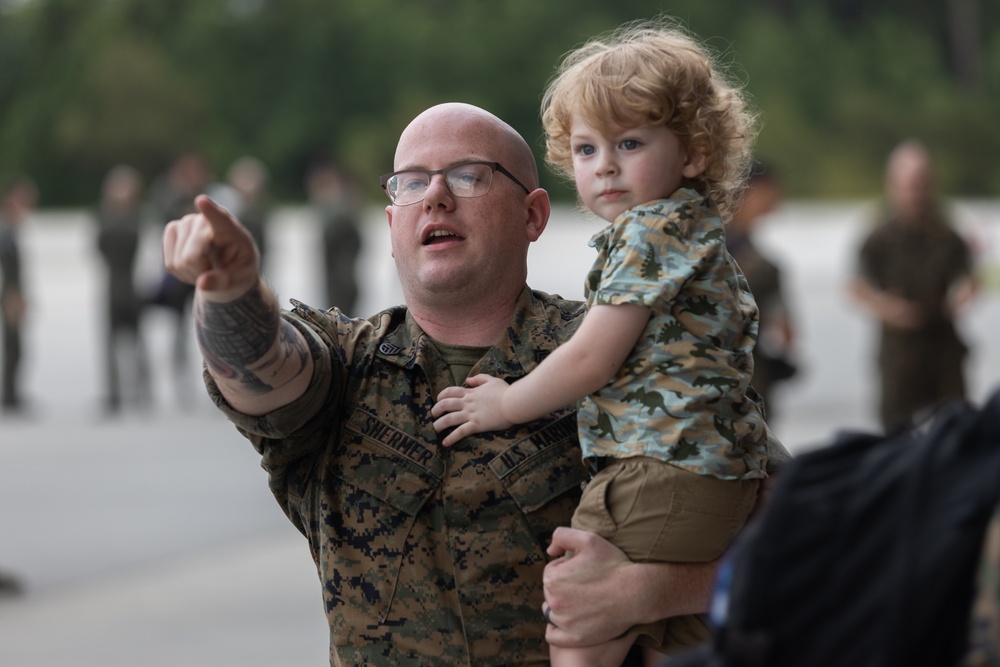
[550,632,639,667]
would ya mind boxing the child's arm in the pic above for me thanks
[431,302,650,446]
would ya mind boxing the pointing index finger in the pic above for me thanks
[195,194,240,241]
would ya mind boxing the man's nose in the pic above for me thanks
[422,174,454,207]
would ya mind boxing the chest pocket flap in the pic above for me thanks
[321,410,442,622]
[491,414,587,513]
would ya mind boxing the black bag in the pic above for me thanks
[675,387,1000,667]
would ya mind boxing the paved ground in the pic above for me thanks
[1,201,997,666]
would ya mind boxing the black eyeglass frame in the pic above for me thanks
[379,160,531,205]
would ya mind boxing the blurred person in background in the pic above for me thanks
[305,158,363,315]
[94,164,152,415]
[968,502,1000,667]
[850,139,979,429]
[212,156,273,273]
[0,175,37,414]
[147,152,213,403]
[726,162,799,422]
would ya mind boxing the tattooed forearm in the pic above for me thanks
[195,285,306,394]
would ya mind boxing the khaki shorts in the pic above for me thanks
[573,456,760,653]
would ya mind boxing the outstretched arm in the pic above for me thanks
[541,527,716,647]
[431,303,650,445]
[163,195,312,416]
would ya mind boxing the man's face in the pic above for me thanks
[732,178,781,232]
[386,107,538,306]
[887,149,933,223]
[3,182,37,226]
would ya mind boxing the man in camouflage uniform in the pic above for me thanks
[851,140,978,428]
[163,103,763,665]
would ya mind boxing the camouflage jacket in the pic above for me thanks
[581,189,773,480]
[207,288,588,666]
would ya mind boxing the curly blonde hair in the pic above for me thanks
[541,18,757,221]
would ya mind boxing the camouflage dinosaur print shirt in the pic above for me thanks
[206,288,588,666]
[581,188,772,480]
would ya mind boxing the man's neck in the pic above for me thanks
[408,287,524,347]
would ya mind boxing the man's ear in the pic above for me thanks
[524,189,550,242]
[682,149,708,179]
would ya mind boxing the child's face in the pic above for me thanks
[570,116,705,222]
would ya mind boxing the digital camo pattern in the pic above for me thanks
[579,188,773,480]
[206,288,589,666]
[967,503,1000,666]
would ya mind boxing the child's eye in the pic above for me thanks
[573,144,595,156]
[620,139,640,150]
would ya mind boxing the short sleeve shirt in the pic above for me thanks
[580,189,771,481]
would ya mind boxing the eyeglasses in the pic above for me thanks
[380,160,530,206]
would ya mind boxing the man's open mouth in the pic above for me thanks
[424,229,463,245]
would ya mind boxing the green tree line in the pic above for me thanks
[1,0,998,205]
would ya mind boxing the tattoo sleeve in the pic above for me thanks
[195,285,309,394]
